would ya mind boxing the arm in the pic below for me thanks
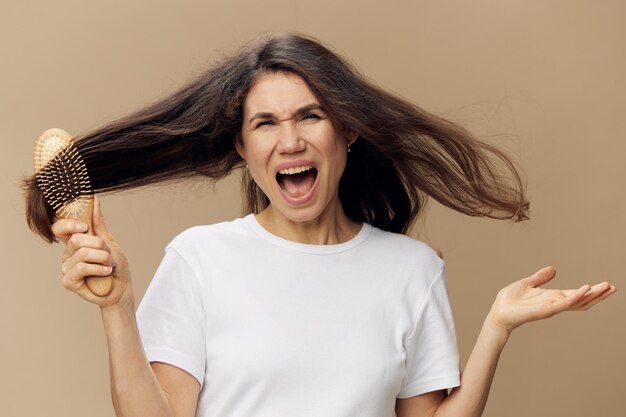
[101,300,200,417]
[396,267,616,417]
[54,197,200,417]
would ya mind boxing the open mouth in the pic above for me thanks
[276,165,318,199]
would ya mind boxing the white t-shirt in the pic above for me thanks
[136,214,460,417]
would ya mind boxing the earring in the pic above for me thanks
[347,130,358,153]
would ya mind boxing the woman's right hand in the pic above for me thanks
[51,197,134,311]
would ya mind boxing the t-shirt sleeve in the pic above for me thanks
[397,266,461,398]
[136,245,207,388]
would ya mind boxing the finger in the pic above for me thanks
[62,246,114,275]
[52,219,89,243]
[569,282,611,308]
[539,284,590,317]
[63,236,110,266]
[579,288,615,310]
[524,266,557,288]
[566,284,592,304]
[64,233,111,261]
[588,281,611,296]
[62,261,114,292]
[576,284,617,311]
[92,196,114,242]
[72,246,115,267]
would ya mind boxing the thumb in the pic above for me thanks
[524,266,557,288]
[91,196,114,242]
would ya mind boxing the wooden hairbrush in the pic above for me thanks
[34,128,113,297]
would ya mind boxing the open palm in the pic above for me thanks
[489,266,617,334]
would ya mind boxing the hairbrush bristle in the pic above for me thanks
[33,128,72,171]
[34,129,93,218]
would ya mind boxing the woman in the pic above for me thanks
[26,33,615,417]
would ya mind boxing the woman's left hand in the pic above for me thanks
[488,266,617,335]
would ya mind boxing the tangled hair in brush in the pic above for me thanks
[24,32,529,243]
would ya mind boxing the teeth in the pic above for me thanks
[278,165,314,175]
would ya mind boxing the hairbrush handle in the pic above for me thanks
[78,197,114,297]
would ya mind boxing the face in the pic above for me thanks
[236,71,355,224]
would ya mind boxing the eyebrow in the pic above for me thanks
[247,103,325,125]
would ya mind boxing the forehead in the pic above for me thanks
[243,71,319,116]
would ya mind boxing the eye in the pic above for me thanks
[255,120,275,128]
[301,113,321,122]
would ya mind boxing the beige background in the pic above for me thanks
[2,1,624,416]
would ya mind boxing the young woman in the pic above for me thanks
[26,33,615,417]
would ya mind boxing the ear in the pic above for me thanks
[234,134,246,160]
[345,128,358,146]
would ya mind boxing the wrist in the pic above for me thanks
[483,312,512,346]
[100,292,136,317]
[100,298,138,341]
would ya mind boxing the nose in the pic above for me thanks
[276,120,305,154]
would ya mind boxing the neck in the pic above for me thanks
[255,202,361,245]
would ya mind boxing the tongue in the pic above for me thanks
[280,170,316,198]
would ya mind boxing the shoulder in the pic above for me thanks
[368,227,443,265]
[361,228,448,312]
[360,224,445,295]
[165,215,253,256]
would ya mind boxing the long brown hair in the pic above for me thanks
[24,32,528,243]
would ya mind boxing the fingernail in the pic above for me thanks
[103,266,113,273]
[75,223,88,232]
